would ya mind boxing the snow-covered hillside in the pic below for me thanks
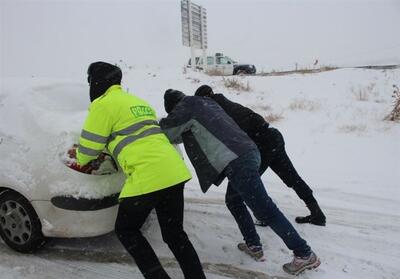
[0,67,399,279]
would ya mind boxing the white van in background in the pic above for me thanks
[188,53,256,76]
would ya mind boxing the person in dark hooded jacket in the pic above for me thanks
[160,89,320,275]
[194,85,326,226]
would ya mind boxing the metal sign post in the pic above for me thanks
[181,0,208,71]
[188,0,196,70]
[200,5,208,71]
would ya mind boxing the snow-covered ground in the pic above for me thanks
[0,67,399,278]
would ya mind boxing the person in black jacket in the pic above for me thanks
[194,85,326,226]
[160,89,320,275]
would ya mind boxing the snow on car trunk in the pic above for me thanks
[0,78,124,200]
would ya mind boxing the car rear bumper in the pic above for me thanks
[31,200,118,238]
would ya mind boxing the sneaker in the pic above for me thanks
[254,219,269,227]
[237,243,266,262]
[282,251,321,275]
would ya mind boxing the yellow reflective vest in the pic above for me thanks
[76,85,192,199]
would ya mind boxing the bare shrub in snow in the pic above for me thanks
[222,77,251,92]
[186,77,200,83]
[250,104,279,122]
[352,83,376,101]
[251,104,273,112]
[338,124,367,133]
[264,112,284,123]
[289,99,320,111]
[384,84,400,121]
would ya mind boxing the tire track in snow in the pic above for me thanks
[43,247,288,279]
[0,243,287,279]
[185,197,400,233]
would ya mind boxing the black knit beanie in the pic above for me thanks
[164,89,186,113]
[87,62,122,102]
[194,85,214,97]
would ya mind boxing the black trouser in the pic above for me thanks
[115,184,206,279]
[257,127,315,204]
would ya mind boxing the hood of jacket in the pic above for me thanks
[87,61,122,102]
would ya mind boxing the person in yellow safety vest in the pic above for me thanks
[75,61,206,279]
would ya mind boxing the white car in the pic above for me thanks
[0,79,125,253]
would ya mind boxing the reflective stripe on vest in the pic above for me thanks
[80,119,159,145]
[109,119,159,142]
[81,130,109,144]
[112,126,162,159]
[78,144,103,157]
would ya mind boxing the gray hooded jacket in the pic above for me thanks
[160,91,257,193]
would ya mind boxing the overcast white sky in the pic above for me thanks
[1,0,399,78]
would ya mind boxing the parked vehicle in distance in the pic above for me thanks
[188,53,256,75]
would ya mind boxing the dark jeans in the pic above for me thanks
[225,150,311,257]
[115,184,206,279]
[258,127,315,204]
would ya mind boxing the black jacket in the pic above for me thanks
[209,94,270,145]
[160,95,257,193]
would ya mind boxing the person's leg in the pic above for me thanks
[226,182,265,261]
[226,150,311,257]
[225,182,261,247]
[115,195,170,279]
[253,148,272,227]
[258,148,270,175]
[266,128,326,225]
[155,184,206,279]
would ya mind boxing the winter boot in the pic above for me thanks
[295,201,326,226]
[237,243,266,262]
[282,251,321,275]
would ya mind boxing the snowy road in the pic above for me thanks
[1,187,400,279]
[184,186,400,279]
